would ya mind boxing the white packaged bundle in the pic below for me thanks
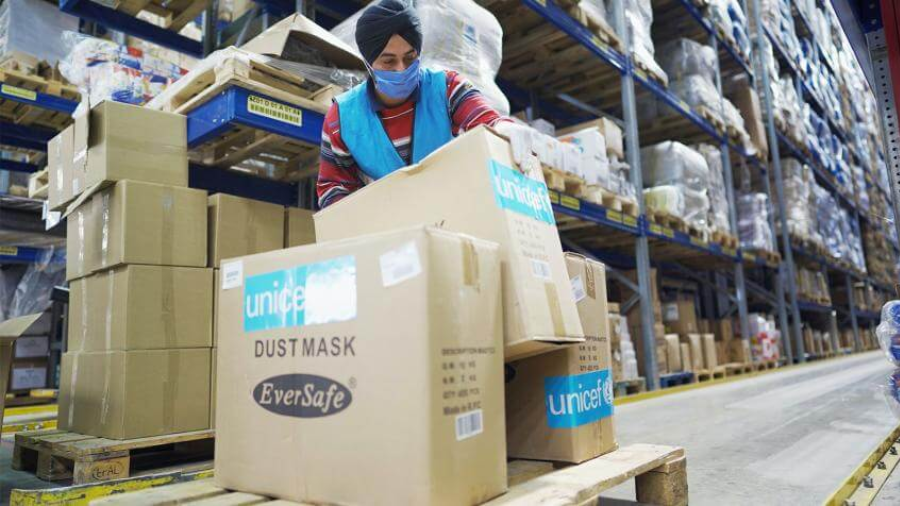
[738,193,775,251]
[332,0,509,114]
[558,127,609,186]
[694,144,731,234]
[618,0,668,84]
[640,141,710,191]
[682,186,711,231]
[658,38,717,83]
[0,0,78,70]
[644,185,685,218]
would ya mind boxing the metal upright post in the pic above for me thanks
[846,273,862,351]
[749,0,805,362]
[202,0,219,56]
[709,33,751,343]
[760,158,794,362]
[613,0,659,390]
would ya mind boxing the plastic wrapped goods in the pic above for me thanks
[332,0,509,114]
[658,39,717,84]
[877,301,900,366]
[643,185,710,231]
[621,0,668,84]
[667,75,724,123]
[0,0,78,70]
[557,127,610,186]
[60,33,186,107]
[738,193,775,251]
[781,158,816,239]
[9,248,65,318]
[693,144,731,234]
[640,141,710,191]
[0,265,26,322]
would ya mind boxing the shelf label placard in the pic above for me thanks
[247,95,303,127]
[1,85,36,102]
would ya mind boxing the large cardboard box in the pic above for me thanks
[208,194,284,268]
[0,314,46,427]
[556,117,624,159]
[702,334,718,369]
[241,13,365,70]
[680,343,692,372]
[66,204,93,281]
[714,318,734,341]
[505,254,616,463]
[664,334,682,372]
[48,126,73,210]
[78,181,207,274]
[314,126,584,361]
[58,349,211,439]
[77,101,188,190]
[663,296,698,335]
[69,266,213,351]
[215,226,507,505]
[728,338,751,363]
[729,77,769,160]
[285,207,316,248]
[210,347,217,430]
[687,334,704,370]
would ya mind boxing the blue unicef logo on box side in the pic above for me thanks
[488,159,555,225]
[244,256,356,332]
[544,369,614,429]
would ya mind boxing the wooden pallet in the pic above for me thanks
[615,377,647,397]
[659,371,695,389]
[581,184,639,217]
[12,429,215,485]
[115,0,212,33]
[711,229,739,250]
[695,366,727,382]
[0,67,79,131]
[648,210,689,234]
[634,55,668,87]
[752,360,778,371]
[695,105,726,136]
[566,3,625,54]
[723,362,753,376]
[87,444,688,506]
[746,248,781,265]
[27,169,49,200]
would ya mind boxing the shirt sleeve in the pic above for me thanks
[317,102,366,209]
[445,70,511,135]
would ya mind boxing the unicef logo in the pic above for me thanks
[603,377,614,405]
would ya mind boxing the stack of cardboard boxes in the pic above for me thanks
[56,101,214,439]
[213,126,618,504]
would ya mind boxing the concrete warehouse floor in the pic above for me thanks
[601,350,896,505]
[0,351,894,505]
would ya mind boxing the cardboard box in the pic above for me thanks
[0,314,47,426]
[208,194,285,268]
[68,266,213,351]
[714,318,734,341]
[285,207,316,248]
[702,334,718,369]
[506,254,616,463]
[314,126,584,361]
[80,181,208,273]
[241,13,365,71]
[77,101,188,190]
[66,204,93,281]
[215,226,507,504]
[14,336,49,359]
[664,334,682,372]
[698,318,712,334]
[47,126,72,210]
[727,339,751,363]
[556,117,624,160]
[59,349,211,439]
[687,334,704,370]
[680,343,692,372]
[663,296,698,335]
[729,76,768,160]
[9,360,48,391]
[210,347,217,430]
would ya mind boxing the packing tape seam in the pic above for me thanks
[76,209,85,274]
[100,352,112,426]
[100,191,111,268]
[79,280,88,352]
[67,358,78,428]
[105,271,114,351]
[161,186,175,266]
[163,352,179,432]
[162,267,176,349]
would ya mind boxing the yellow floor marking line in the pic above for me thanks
[823,423,900,506]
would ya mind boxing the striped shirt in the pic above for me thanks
[317,70,508,208]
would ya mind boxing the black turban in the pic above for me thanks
[355,0,423,65]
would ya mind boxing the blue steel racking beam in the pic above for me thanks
[0,245,64,264]
[0,159,40,173]
[0,122,56,152]
[59,0,205,57]
[0,84,78,115]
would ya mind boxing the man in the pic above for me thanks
[317,0,516,208]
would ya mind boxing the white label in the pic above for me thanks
[663,303,679,322]
[15,337,49,358]
[531,259,552,281]
[570,275,586,302]
[379,241,422,287]
[11,367,47,390]
[455,409,484,441]
[222,260,243,290]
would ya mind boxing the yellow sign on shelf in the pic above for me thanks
[623,215,638,228]
[1,84,36,102]
[606,209,623,223]
[0,246,19,257]
[561,195,581,211]
[548,190,560,205]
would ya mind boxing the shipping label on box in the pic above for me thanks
[314,126,584,361]
[10,362,47,391]
[14,336,49,359]
[215,227,507,505]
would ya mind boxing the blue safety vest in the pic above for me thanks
[335,68,453,181]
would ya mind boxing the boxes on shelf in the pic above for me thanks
[65,180,208,281]
[58,349,211,439]
[609,309,639,382]
[664,334,682,372]
[506,254,616,463]
[640,141,711,232]
[623,0,668,85]
[557,117,624,161]
[726,74,768,159]
[0,314,48,426]
[0,0,78,72]
[208,194,285,268]
[749,314,780,362]
[68,266,213,351]
[680,343,692,372]
[48,101,188,211]
[737,193,775,251]
[662,295,699,335]
[702,334,718,369]
[215,226,507,505]
[314,126,584,361]
[692,144,731,237]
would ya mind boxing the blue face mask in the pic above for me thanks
[370,58,421,101]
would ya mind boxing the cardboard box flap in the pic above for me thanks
[241,14,365,71]
[0,313,46,343]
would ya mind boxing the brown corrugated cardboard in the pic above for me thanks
[48,126,73,210]
[687,334,704,370]
[66,204,93,281]
[0,314,46,427]
[240,14,365,71]
[314,126,584,361]
[9,360,48,391]
[702,334,718,369]
[210,347,217,430]
[208,194,284,268]
[664,334,682,372]
[556,117,624,159]
[680,343,692,372]
[727,339,751,363]
[663,296,698,335]
[285,207,315,248]
[86,181,208,271]
[698,318,712,334]
[714,318,734,341]
[77,101,188,190]
[215,226,507,505]
[505,254,615,463]
[68,266,213,351]
[729,77,768,160]
[59,349,211,439]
